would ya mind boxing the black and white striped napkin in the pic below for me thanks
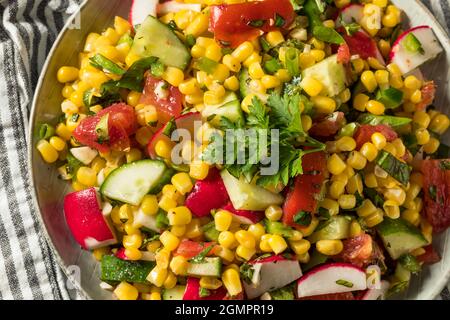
[0,0,448,300]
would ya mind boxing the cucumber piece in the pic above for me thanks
[202,92,243,127]
[307,216,351,243]
[202,221,220,241]
[302,54,347,97]
[187,257,222,277]
[148,167,175,194]
[100,160,167,206]
[131,16,191,70]
[220,170,284,211]
[265,220,293,238]
[239,68,268,101]
[163,285,186,300]
[376,218,427,259]
[101,255,155,284]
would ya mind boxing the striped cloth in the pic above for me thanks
[0,0,449,300]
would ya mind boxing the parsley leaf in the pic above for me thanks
[293,211,312,226]
[189,245,214,264]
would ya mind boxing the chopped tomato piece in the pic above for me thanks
[299,292,355,300]
[420,159,450,233]
[209,0,294,48]
[354,124,398,149]
[73,103,138,153]
[139,75,183,124]
[309,112,345,138]
[416,245,441,265]
[416,81,436,111]
[337,43,351,64]
[282,152,327,231]
[336,234,373,268]
[173,240,216,259]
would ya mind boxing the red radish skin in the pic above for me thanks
[221,202,264,225]
[185,168,230,217]
[296,263,367,298]
[335,3,364,27]
[249,254,288,264]
[115,248,128,260]
[147,112,202,159]
[390,26,429,61]
[183,277,227,300]
[64,188,117,250]
[356,280,390,300]
[129,0,158,27]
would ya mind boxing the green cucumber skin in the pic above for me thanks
[131,16,191,70]
[101,255,155,284]
[162,285,186,300]
[187,257,222,277]
[148,167,176,194]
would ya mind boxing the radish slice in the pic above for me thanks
[147,112,202,159]
[64,187,117,250]
[296,263,367,298]
[358,280,390,300]
[70,146,98,165]
[390,26,443,74]
[243,255,302,299]
[157,1,202,15]
[335,3,364,27]
[129,0,158,27]
[221,202,264,225]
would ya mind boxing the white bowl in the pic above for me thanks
[28,0,450,299]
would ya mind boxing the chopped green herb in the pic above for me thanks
[90,54,125,75]
[185,34,196,47]
[239,263,255,284]
[248,19,265,28]
[156,209,169,229]
[387,281,409,297]
[293,211,312,226]
[167,20,179,31]
[162,117,176,137]
[66,153,83,177]
[274,14,285,27]
[404,33,425,55]
[376,88,404,109]
[264,57,283,74]
[189,245,214,264]
[259,37,271,52]
[376,150,411,186]
[95,114,109,144]
[196,57,219,74]
[199,287,211,298]
[71,113,80,122]
[150,60,165,78]
[429,185,437,201]
[399,254,421,273]
[336,279,354,288]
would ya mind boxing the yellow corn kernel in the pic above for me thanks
[222,268,242,296]
[316,240,344,256]
[312,96,336,114]
[224,76,240,91]
[236,245,256,261]
[159,195,178,212]
[401,209,420,226]
[205,43,223,62]
[361,71,378,93]
[57,66,79,83]
[413,111,431,128]
[155,140,173,160]
[185,13,209,37]
[309,49,325,62]
[199,277,223,290]
[189,161,210,180]
[155,249,171,269]
[327,153,347,175]
[429,114,450,135]
[319,198,339,216]
[125,248,142,261]
[346,174,363,195]
[84,32,100,52]
[185,219,203,239]
[174,10,195,30]
[163,271,177,290]
[162,67,184,87]
[371,132,387,150]
[215,209,233,232]
[360,142,379,162]
[300,115,312,132]
[336,136,356,152]
[290,239,311,256]
[186,93,204,106]
[90,157,106,174]
[114,282,139,300]
[160,231,181,252]
[171,224,186,237]
[125,148,141,164]
[147,266,168,287]
[123,233,143,249]
[114,16,131,35]
[243,52,262,68]
[353,93,370,112]
[415,128,430,145]
[248,62,265,80]
[49,136,66,152]
[299,52,316,69]
[232,41,254,62]
[265,205,283,222]
[261,75,280,89]
[247,223,265,241]
[339,88,352,104]
[170,255,188,276]
[222,54,241,73]
[62,85,74,99]
[191,44,205,58]
[382,6,401,27]
[338,194,356,210]
[171,173,193,195]
[335,0,351,8]
[275,68,291,83]
[423,137,440,154]
[421,218,433,243]
[146,241,161,253]
[300,77,323,97]
[268,235,288,254]
[404,75,422,90]
[357,199,377,218]
[126,92,141,109]
[347,151,367,170]
[329,180,346,199]
[218,231,237,249]
[178,78,199,96]
[76,167,96,187]
[266,31,284,46]
[383,200,400,219]
[375,70,389,86]
[366,100,385,116]
[410,89,422,104]
[378,39,391,58]
[351,58,365,74]
[103,27,119,45]
[135,127,152,147]
[349,220,363,237]
[71,180,86,192]
[215,246,235,263]
[212,64,230,82]
[259,238,272,252]
[235,230,256,249]
[167,206,192,227]
[384,187,406,206]
[204,90,223,105]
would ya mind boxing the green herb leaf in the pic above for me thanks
[162,117,176,137]
[90,54,125,75]
[387,281,409,297]
[66,153,83,178]
[293,211,312,226]
[248,19,265,28]
[399,254,421,273]
[239,263,255,284]
[199,287,211,298]
[264,57,283,74]
[336,279,354,288]
[189,245,214,264]
[95,114,109,144]
[156,209,169,229]
[150,60,165,78]
[376,150,411,186]
[274,14,285,27]
[196,57,219,74]
[114,56,159,91]
[313,26,345,44]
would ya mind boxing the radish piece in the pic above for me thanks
[147,112,202,159]
[390,26,443,74]
[243,255,302,299]
[357,280,390,300]
[296,263,367,298]
[129,0,158,27]
[221,202,264,225]
[335,4,364,27]
[115,248,128,260]
[157,1,202,15]
[70,146,98,165]
[342,30,385,65]
[185,168,230,217]
[183,277,227,300]
[133,208,161,233]
[64,187,117,250]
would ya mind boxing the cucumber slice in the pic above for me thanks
[239,68,268,101]
[131,16,191,70]
[100,160,167,206]
[163,285,186,300]
[101,255,155,284]
[202,92,243,126]
[187,257,222,277]
[376,218,427,259]
[308,216,351,243]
